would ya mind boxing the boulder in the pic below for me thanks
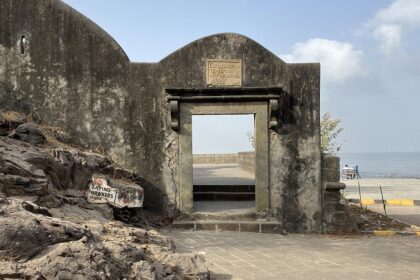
[21,200,52,217]
[11,123,46,145]
[1,138,49,196]
[50,149,111,190]
[0,199,88,261]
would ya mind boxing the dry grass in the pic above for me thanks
[38,124,72,148]
[2,111,26,123]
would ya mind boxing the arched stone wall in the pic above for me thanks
[0,0,321,232]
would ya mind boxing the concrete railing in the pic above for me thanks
[193,152,256,174]
[237,152,255,174]
[193,153,238,164]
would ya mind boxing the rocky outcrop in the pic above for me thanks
[0,198,209,279]
[50,148,112,190]
[0,128,210,279]
[1,138,49,196]
[11,123,46,145]
[0,198,87,261]
[0,136,141,201]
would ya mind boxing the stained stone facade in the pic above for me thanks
[0,0,334,233]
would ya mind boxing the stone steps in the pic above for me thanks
[193,185,255,192]
[194,192,255,201]
[171,220,283,233]
[187,208,259,220]
[193,184,255,201]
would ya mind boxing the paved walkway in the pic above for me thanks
[193,164,254,185]
[343,178,420,200]
[166,230,420,280]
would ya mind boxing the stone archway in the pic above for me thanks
[167,87,282,214]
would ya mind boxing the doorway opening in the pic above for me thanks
[192,114,255,212]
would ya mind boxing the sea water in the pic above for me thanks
[339,152,420,179]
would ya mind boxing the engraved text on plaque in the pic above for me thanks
[206,59,242,87]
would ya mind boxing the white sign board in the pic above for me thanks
[87,176,143,208]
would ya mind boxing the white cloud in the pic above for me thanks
[373,24,401,53]
[375,0,420,26]
[370,0,420,53]
[282,38,363,84]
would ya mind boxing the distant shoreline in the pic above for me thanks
[339,152,420,180]
[341,176,420,180]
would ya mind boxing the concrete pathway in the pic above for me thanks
[166,230,420,280]
[367,205,420,227]
[193,164,254,185]
[343,178,420,200]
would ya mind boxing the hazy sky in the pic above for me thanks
[193,115,254,154]
[63,0,420,153]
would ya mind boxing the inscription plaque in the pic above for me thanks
[206,59,242,87]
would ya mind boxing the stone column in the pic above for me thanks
[322,154,356,234]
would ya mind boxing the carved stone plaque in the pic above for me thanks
[206,59,242,87]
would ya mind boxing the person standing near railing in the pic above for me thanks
[355,165,361,179]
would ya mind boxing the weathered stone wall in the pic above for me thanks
[1,0,322,232]
[0,0,131,157]
[0,0,164,208]
[268,64,321,232]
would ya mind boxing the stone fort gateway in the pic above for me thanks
[0,0,350,233]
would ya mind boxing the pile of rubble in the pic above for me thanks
[349,204,410,232]
[0,111,209,279]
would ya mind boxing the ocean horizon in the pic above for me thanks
[338,152,420,179]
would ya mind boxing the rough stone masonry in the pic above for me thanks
[0,0,351,233]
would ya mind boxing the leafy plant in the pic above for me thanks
[320,112,343,154]
[247,112,343,154]
[246,132,255,149]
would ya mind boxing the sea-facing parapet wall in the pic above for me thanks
[193,154,238,164]
[237,152,255,174]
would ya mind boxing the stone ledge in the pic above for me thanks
[325,182,346,191]
[171,220,283,233]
